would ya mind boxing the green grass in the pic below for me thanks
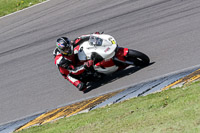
[0,0,46,17]
[19,80,200,133]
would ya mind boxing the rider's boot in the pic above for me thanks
[77,82,87,91]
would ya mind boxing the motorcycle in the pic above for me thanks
[74,34,150,83]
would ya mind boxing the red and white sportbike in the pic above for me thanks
[77,34,150,82]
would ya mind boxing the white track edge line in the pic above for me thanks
[0,0,51,20]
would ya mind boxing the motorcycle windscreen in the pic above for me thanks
[89,35,103,46]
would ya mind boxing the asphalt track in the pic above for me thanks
[0,0,200,125]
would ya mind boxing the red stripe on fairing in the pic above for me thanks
[74,45,80,52]
[96,59,115,68]
[115,47,129,61]
[75,38,81,44]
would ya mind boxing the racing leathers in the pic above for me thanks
[53,33,97,91]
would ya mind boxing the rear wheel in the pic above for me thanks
[125,49,150,67]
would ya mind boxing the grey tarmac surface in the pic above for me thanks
[0,0,200,125]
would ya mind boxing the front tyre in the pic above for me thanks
[125,49,150,67]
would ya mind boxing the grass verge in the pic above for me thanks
[18,80,200,133]
[0,0,46,17]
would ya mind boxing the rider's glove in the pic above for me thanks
[84,60,94,69]
[59,57,70,69]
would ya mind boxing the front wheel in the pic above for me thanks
[125,49,150,67]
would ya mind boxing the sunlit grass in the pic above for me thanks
[0,0,46,17]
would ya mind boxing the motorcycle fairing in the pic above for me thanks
[78,34,117,61]
[94,59,118,74]
[115,47,129,62]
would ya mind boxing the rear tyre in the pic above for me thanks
[125,49,150,67]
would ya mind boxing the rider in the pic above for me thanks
[53,32,100,91]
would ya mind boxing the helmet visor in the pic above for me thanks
[60,46,72,55]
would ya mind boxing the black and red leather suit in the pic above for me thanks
[53,34,96,91]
